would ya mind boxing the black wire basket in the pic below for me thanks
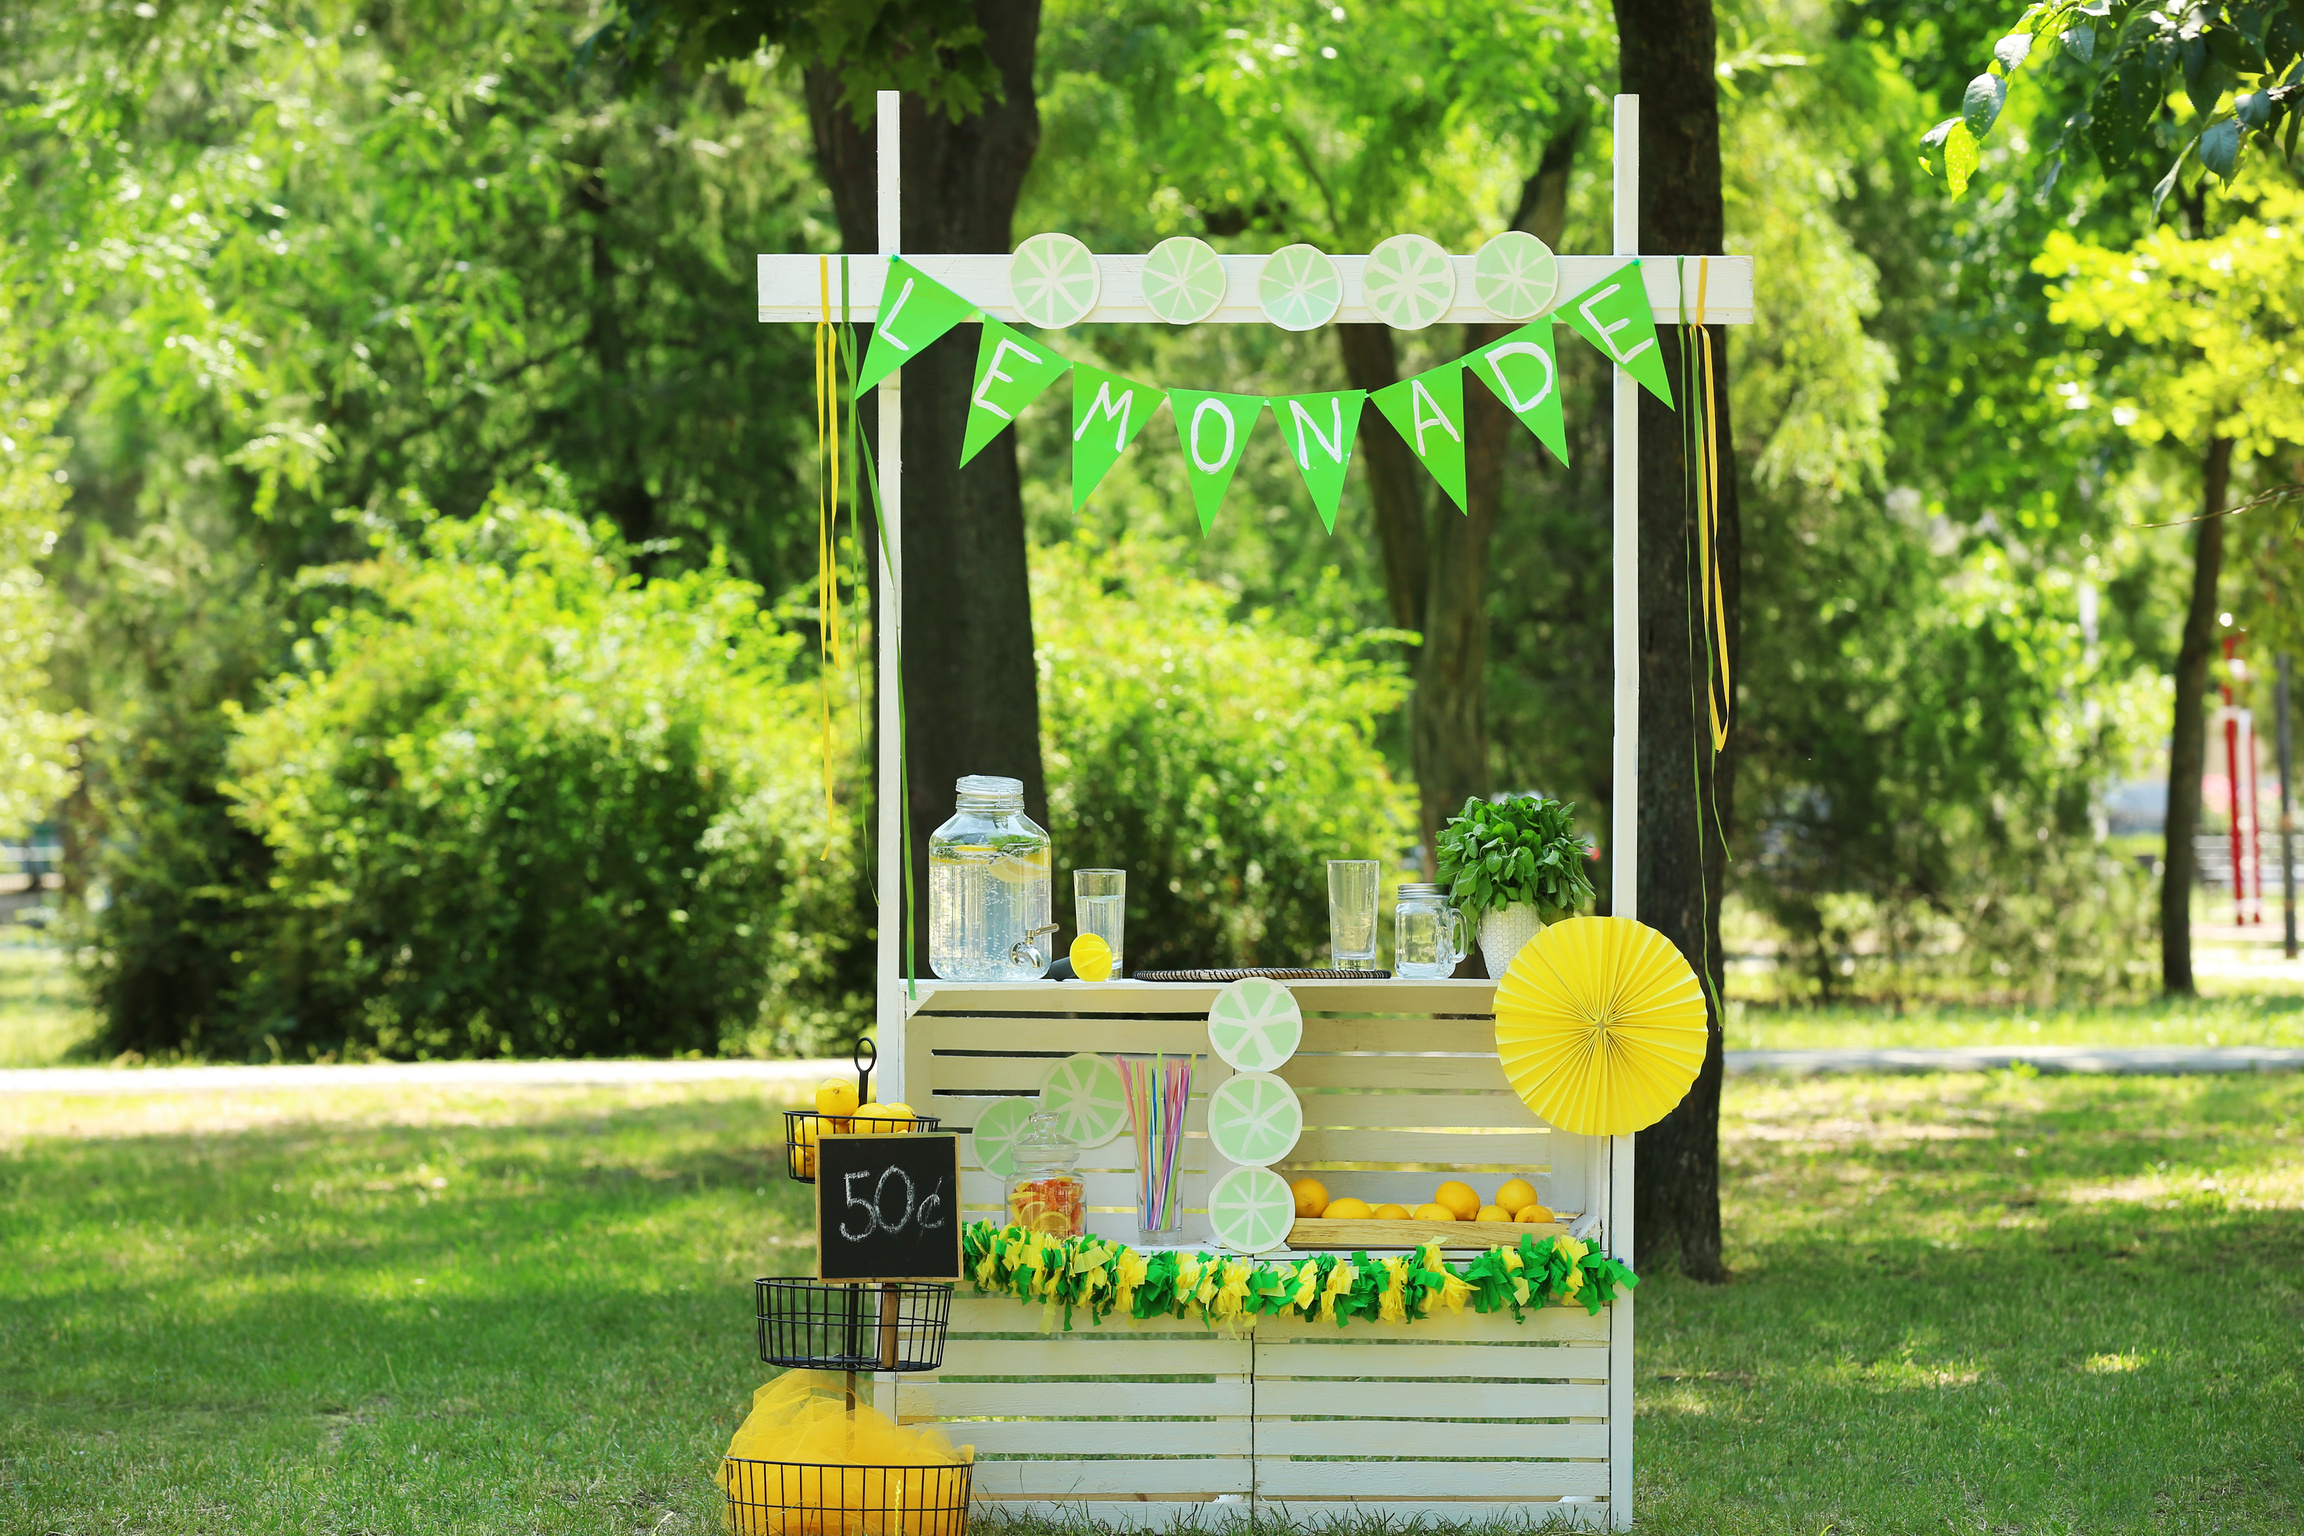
[718,1457,972,1536]
[758,1278,954,1373]
[782,1109,945,1184]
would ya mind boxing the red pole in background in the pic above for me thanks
[2224,637,2244,925]
[2241,706,2263,924]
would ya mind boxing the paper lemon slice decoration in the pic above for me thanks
[1473,231,1559,320]
[1206,976,1303,1073]
[1258,244,1343,331]
[1205,1071,1304,1166]
[1207,1165,1297,1253]
[969,1095,1038,1179]
[1363,233,1457,330]
[1494,916,1709,1137]
[1143,235,1227,324]
[1039,1053,1128,1148]
[1009,232,1100,329]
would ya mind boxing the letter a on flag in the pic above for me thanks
[1470,322,1570,468]
[1369,362,1470,512]
[1272,391,1366,533]
[856,258,978,391]
[960,318,1072,466]
[1070,367,1167,510]
[1560,259,1674,407]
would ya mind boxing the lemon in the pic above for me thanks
[1290,1177,1330,1218]
[791,1117,819,1147]
[1324,1196,1374,1220]
[1494,1178,1539,1213]
[1514,1202,1556,1223]
[1476,1205,1511,1224]
[1373,1203,1411,1220]
[853,1103,912,1135]
[1069,932,1114,983]
[815,1077,859,1119]
[1413,1202,1458,1222]
[1433,1180,1481,1220]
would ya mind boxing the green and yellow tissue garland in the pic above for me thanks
[961,1221,1635,1334]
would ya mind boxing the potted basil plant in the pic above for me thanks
[1434,795,1597,975]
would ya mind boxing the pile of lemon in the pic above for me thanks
[1288,1176,1553,1226]
[787,1078,922,1179]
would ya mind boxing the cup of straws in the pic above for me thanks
[1117,1053,1195,1245]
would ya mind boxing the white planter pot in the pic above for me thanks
[1479,903,1544,978]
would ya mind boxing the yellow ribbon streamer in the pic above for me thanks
[1691,259,1731,753]
[815,258,844,855]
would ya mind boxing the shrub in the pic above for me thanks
[206,497,863,1059]
[1035,531,1414,970]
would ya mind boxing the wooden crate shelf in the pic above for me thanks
[879,978,1628,1528]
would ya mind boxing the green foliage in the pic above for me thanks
[1434,795,1595,923]
[1035,530,1413,971]
[582,0,1002,124]
[1923,0,2303,206]
[2035,178,2304,454]
[84,495,866,1061]
[0,340,79,838]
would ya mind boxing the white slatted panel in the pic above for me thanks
[905,981,1616,1520]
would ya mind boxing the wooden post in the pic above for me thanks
[1607,92,1639,1532]
[879,1282,902,1370]
[874,87,907,1097]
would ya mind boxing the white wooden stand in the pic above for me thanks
[756,91,1755,1530]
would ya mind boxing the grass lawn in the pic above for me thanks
[4,1071,2299,1533]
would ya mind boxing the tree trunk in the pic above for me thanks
[2161,437,2234,995]
[1337,134,1579,887]
[1616,0,1737,1283]
[804,1,1047,959]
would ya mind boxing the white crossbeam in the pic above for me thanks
[759,252,1754,326]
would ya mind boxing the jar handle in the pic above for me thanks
[1444,906,1468,968]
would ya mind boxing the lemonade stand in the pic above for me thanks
[746,92,1754,1531]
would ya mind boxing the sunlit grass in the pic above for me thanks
[0,936,96,1067]
[6,1073,2300,1533]
[1726,991,2304,1052]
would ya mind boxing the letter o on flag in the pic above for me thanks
[1189,398,1237,473]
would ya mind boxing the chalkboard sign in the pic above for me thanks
[815,1133,963,1283]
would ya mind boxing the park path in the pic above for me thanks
[2,1046,2299,1095]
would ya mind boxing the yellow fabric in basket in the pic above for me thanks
[717,1371,974,1536]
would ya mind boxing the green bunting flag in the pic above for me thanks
[856,258,979,392]
[1469,322,1570,468]
[1273,390,1366,533]
[1070,367,1168,510]
[960,319,1073,466]
[1169,390,1266,534]
[1560,260,1674,407]
[1370,363,1470,513]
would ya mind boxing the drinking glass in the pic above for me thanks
[1327,859,1381,971]
[1392,884,1468,978]
[1073,868,1126,977]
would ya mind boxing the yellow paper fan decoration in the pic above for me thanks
[1493,916,1709,1137]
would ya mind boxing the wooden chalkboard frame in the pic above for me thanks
[814,1132,964,1283]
